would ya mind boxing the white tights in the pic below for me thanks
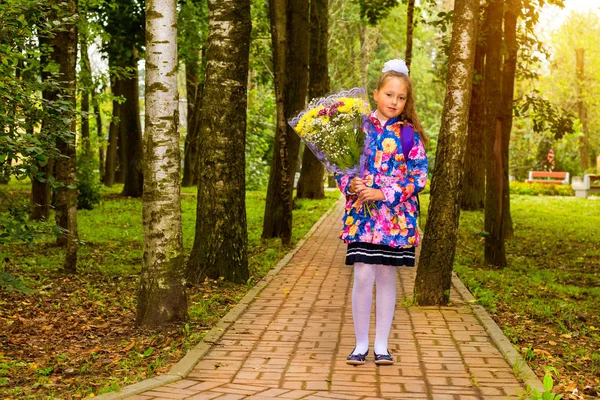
[351,262,397,355]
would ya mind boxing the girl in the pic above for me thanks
[335,59,429,365]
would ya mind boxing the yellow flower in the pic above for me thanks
[382,138,397,154]
[345,216,354,225]
[349,224,358,237]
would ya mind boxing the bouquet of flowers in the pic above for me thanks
[289,87,376,215]
[288,87,370,176]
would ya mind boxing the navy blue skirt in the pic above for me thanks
[345,242,416,267]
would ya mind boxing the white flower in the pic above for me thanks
[382,59,409,75]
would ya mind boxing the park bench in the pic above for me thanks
[572,174,600,198]
[527,171,570,185]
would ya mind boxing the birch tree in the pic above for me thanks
[186,0,251,283]
[137,0,187,326]
[414,0,480,305]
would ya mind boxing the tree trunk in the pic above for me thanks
[461,25,485,211]
[52,0,79,273]
[120,49,144,197]
[500,0,518,239]
[137,0,188,327]
[186,0,251,284]
[483,0,506,268]
[414,0,479,306]
[30,36,55,221]
[80,36,92,154]
[296,0,328,200]
[181,52,205,187]
[405,0,415,72]
[262,0,309,244]
[575,48,589,172]
[92,88,105,182]
[104,73,120,187]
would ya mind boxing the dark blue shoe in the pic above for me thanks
[374,350,394,365]
[346,348,368,365]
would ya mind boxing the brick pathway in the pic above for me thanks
[130,202,526,400]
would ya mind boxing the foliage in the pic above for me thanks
[0,192,55,245]
[529,373,563,400]
[245,88,275,190]
[0,182,338,398]
[357,0,398,25]
[76,152,101,210]
[177,0,208,66]
[452,194,600,397]
[0,0,78,182]
[509,181,574,197]
[95,0,145,62]
[540,11,600,160]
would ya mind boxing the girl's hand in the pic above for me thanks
[358,188,385,202]
[350,177,365,193]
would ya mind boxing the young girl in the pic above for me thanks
[335,59,429,365]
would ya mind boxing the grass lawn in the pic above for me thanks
[0,180,339,399]
[444,194,600,397]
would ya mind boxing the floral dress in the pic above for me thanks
[334,112,428,266]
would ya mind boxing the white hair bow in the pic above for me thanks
[382,59,409,75]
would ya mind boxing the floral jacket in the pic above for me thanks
[335,112,428,248]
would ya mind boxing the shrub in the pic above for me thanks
[509,181,574,197]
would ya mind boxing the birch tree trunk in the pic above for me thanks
[137,0,188,326]
[296,0,329,200]
[483,0,506,268]
[53,0,79,273]
[186,0,251,284]
[414,0,479,306]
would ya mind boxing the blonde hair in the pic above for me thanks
[375,71,429,148]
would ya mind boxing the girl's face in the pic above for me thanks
[373,77,408,121]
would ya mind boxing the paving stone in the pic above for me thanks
[115,203,533,400]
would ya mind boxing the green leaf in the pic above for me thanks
[543,373,553,392]
[142,347,153,358]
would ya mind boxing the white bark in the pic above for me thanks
[138,0,187,326]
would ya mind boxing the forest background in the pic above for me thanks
[1,0,599,398]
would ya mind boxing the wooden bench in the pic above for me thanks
[572,174,600,198]
[527,171,570,185]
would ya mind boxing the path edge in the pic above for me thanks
[94,196,342,400]
[451,272,544,394]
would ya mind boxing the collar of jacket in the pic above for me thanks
[368,110,402,133]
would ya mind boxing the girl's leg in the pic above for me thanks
[351,262,376,354]
[374,264,397,354]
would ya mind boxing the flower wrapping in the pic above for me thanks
[288,87,371,176]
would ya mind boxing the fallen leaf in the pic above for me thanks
[548,340,557,346]
[565,383,577,392]
[123,340,136,352]
[85,347,102,355]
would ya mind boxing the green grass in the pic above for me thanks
[449,194,600,393]
[0,181,339,399]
